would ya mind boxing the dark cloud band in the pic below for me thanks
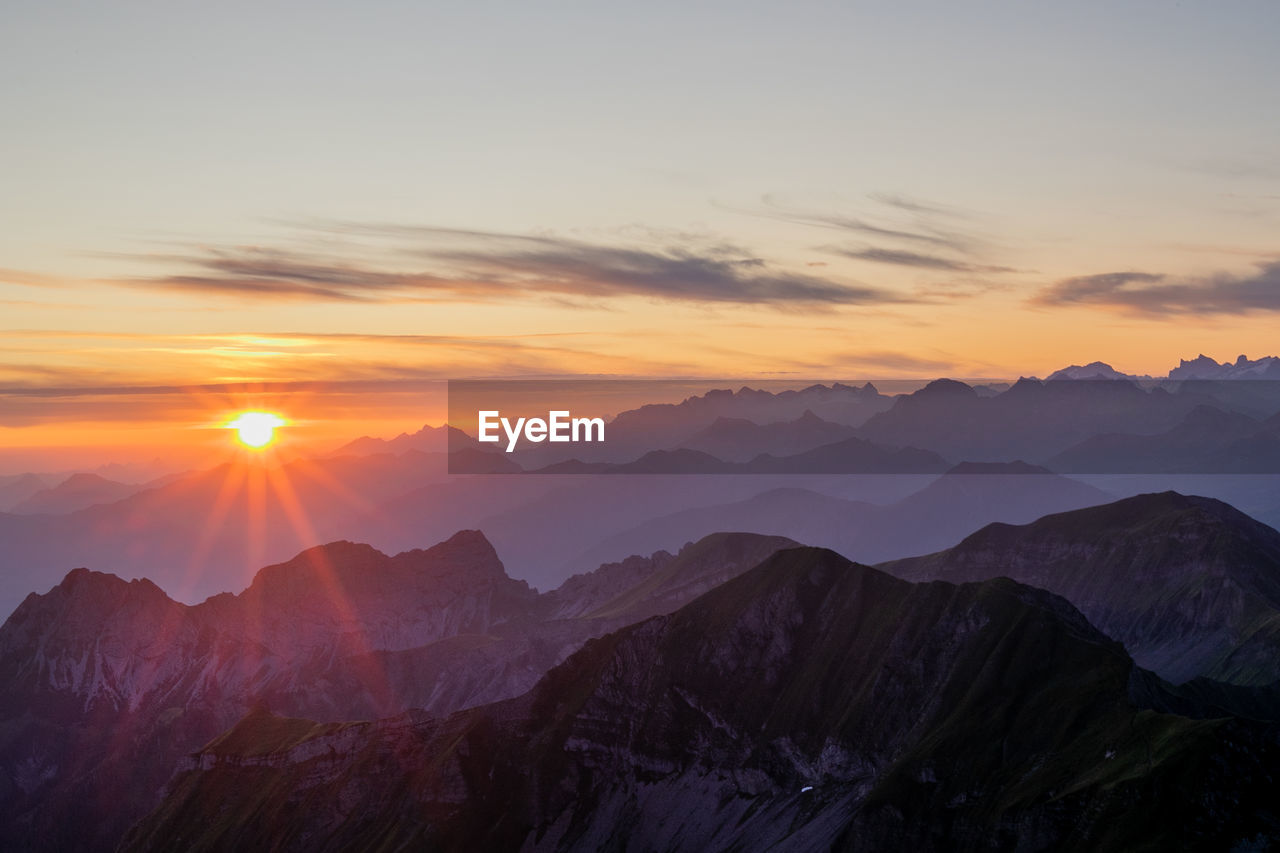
[1035,262,1280,315]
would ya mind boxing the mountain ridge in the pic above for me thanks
[121,546,1280,852]
[880,491,1280,685]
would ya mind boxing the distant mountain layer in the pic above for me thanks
[1170,353,1280,380]
[122,548,1280,852]
[1046,353,1280,381]
[520,436,950,475]
[0,473,54,512]
[9,473,146,515]
[678,409,860,462]
[881,491,1280,686]
[571,463,1110,570]
[1048,404,1280,473]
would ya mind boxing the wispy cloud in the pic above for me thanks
[749,195,971,252]
[837,247,1015,274]
[112,227,906,308]
[1034,261,1280,315]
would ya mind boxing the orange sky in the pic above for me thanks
[3,3,1279,474]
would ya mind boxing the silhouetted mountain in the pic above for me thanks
[1046,361,1143,381]
[1048,404,1280,473]
[881,492,1280,686]
[122,548,1280,852]
[10,473,144,515]
[856,377,1219,463]
[680,410,860,462]
[572,487,876,570]
[597,382,892,458]
[573,465,1110,570]
[0,472,54,512]
[529,439,946,476]
[744,435,948,473]
[327,423,473,457]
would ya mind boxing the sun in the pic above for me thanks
[227,411,287,449]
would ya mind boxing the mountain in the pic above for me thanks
[0,529,795,851]
[1047,404,1280,473]
[326,423,471,456]
[1046,361,1143,381]
[1045,354,1280,382]
[572,463,1110,571]
[679,410,860,462]
[1170,353,1280,380]
[9,473,146,515]
[881,492,1280,686]
[529,438,947,476]
[744,435,949,473]
[0,449,456,617]
[571,487,877,570]
[595,382,893,459]
[864,462,1111,559]
[0,472,54,512]
[310,532,798,721]
[0,530,531,852]
[856,376,1217,463]
[121,548,1280,852]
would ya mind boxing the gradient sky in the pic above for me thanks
[3,1,1279,470]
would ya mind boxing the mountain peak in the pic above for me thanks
[918,378,976,397]
[1046,361,1137,381]
[399,529,506,576]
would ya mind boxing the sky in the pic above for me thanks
[3,0,1279,471]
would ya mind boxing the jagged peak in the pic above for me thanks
[0,568,177,632]
[396,528,504,571]
[55,567,167,599]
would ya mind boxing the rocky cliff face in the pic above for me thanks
[120,548,1280,853]
[0,529,794,851]
[292,531,799,721]
[0,530,533,851]
[880,491,1280,686]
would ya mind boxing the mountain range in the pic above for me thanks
[5,489,1280,848]
[121,545,1280,852]
[0,529,794,851]
[1047,353,1280,381]
[569,462,1110,570]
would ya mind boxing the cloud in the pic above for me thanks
[1034,261,1280,315]
[731,193,989,255]
[867,193,971,219]
[838,247,1015,273]
[117,228,905,308]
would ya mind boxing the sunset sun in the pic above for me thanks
[227,412,286,449]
